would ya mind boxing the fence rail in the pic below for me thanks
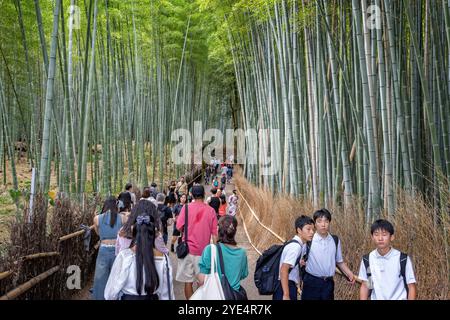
[0,167,202,300]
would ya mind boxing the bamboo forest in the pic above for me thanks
[0,0,449,301]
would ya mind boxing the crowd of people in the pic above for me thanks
[91,162,245,300]
[90,162,417,301]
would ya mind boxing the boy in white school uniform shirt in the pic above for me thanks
[273,215,315,300]
[301,208,355,300]
[358,219,417,300]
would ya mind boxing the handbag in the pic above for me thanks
[176,204,189,259]
[216,243,248,300]
[164,254,174,300]
[190,244,225,300]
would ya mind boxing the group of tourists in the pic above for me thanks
[205,159,233,188]
[90,170,416,300]
[91,170,244,300]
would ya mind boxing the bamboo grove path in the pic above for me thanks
[73,178,269,300]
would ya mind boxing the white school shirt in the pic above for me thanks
[277,236,306,285]
[305,232,343,277]
[358,248,416,300]
[104,248,175,300]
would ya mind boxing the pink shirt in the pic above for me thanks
[176,201,218,256]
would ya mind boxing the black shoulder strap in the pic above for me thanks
[400,252,409,297]
[303,241,312,262]
[362,253,372,297]
[362,254,370,276]
[331,234,339,259]
[216,243,227,278]
[284,239,303,272]
[184,204,188,242]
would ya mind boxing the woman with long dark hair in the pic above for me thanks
[92,197,127,300]
[105,200,174,300]
[198,215,248,298]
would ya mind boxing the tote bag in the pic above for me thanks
[190,245,225,300]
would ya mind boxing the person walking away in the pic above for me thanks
[218,193,227,218]
[118,191,133,214]
[227,190,238,216]
[116,200,169,256]
[212,176,219,188]
[156,193,173,245]
[92,197,127,299]
[273,215,315,300]
[204,166,210,185]
[221,174,227,188]
[207,188,221,217]
[358,219,417,300]
[104,201,174,300]
[221,164,228,177]
[125,183,136,207]
[140,186,158,207]
[227,165,233,183]
[301,208,355,300]
[198,216,248,299]
[170,194,187,252]
[175,185,218,299]
[176,176,188,199]
[167,181,177,208]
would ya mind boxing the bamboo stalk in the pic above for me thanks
[0,266,59,300]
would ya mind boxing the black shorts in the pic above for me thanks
[172,225,181,236]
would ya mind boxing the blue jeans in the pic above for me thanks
[92,246,116,300]
[272,280,298,300]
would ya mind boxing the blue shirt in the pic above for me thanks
[199,243,248,290]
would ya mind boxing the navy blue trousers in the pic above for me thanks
[272,280,298,300]
[301,273,334,300]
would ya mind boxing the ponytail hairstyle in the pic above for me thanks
[218,215,238,245]
[131,201,160,295]
[220,194,226,205]
[101,196,119,228]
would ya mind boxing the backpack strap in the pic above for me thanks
[303,241,312,263]
[400,252,409,297]
[331,234,350,281]
[362,254,373,297]
[284,239,302,273]
[331,234,339,259]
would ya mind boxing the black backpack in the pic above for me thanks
[299,234,342,280]
[362,252,409,297]
[254,239,302,295]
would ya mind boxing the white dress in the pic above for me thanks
[104,248,175,300]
